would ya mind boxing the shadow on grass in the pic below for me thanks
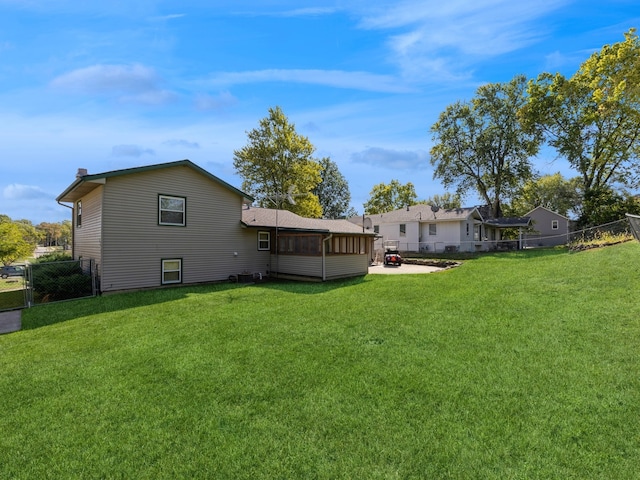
[20,275,369,331]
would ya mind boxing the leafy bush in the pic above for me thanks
[36,252,73,263]
[31,256,92,302]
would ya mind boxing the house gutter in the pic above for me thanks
[57,200,74,255]
[322,234,333,281]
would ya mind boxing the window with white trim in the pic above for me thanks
[551,220,559,230]
[399,224,406,236]
[159,195,185,226]
[429,224,437,236]
[373,225,379,234]
[258,231,270,250]
[162,259,182,284]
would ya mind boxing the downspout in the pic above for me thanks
[57,200,74,257]
[322,234,333,281]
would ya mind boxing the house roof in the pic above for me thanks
[242,207,374,235]
[56,159,253,203]
[363,204,482,225]
[483,217,531,228]
[524,205,570,220]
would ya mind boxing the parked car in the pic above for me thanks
[1,265,25,279]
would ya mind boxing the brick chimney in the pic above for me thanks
[76,168,88,178]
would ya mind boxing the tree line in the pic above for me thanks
[4,29,639,262]
[0,215,71,265]
[235,29,640,227]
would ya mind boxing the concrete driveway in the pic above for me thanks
[368,263,444,274]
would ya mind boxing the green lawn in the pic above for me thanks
[1,243,639,479]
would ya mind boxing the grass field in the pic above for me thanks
[1,243,639,478]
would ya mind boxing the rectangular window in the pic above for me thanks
[258,231,270,250]
[162,259,182,284]
[399,224,406,237]
[429,224,437,236]
[76,200,82,227]
[474,224,481,241]
[373,225,379,234]
[466,223,469,236]
[551,220,559,230]
[159,195,185,226]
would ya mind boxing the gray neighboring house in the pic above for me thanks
[57,160,374,293]
[522,206,572,247]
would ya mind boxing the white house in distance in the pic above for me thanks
[522,206,572,247]
[352,204,531,254]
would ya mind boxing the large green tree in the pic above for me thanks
[424,192,462,210]
[0,221,36,265]
[509,173,582,218]
[430,75,542,218]
[313,157,352,218]
[521,29,640,226]
[233,106,323,218]
[363,180,418,214]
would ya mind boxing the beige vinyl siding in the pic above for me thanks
[272,255,322,278]
[99,165,248,292]
[74,185,103,266]
[326,255,368,279]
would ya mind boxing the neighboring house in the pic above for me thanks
[354,204,531,254]
[57,160,375,293]
[522,206,572,247]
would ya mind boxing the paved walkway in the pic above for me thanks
[368,263,444,274]
[0,310,22,334]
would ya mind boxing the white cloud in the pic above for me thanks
[50,63,176,105]
[3,184,52,200]
[205,69,415,93]
[351,147,429,170]
[357,0,569,82]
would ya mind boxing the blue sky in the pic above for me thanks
[1,0,638,224]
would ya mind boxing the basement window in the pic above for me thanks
[162,259,182,284]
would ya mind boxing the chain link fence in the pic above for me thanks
[24,259,97,307]
[1,259,97,312]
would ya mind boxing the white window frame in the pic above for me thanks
[551,220,559,230]
[258,231,270,251]
[429,224,437,236]
[399,224,406,237]
[159,195,186,226]
[162,259,182,284]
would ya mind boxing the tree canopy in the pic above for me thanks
[313,157,352,219]
[424,192,462,210]
[520,29,640,226]
[509,173,582,218]
[430,75,542,218]
[0,222,35,265]
[363,180,418,214]
[233,106,323,218]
